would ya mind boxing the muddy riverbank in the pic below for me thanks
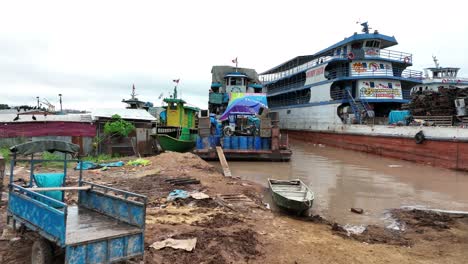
[1,152,468,263]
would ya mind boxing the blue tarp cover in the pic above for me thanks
[75,161,125,170]
[389,110,411,124]
[219,93,268,121]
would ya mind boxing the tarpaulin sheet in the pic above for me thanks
[219,93,268,121]
[10,140,79,155]
[388,110,411,124]
[33,173,64,201]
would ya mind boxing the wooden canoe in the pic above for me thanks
[268,179,314,214]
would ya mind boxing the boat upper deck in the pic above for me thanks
[260,30,415,85]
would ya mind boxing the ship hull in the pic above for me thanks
[285,128,468,171]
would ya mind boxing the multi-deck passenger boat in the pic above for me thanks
[260,23,468,171]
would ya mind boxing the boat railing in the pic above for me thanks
[364,49,412,63]
[427,77,468,82]
[260,49,414,84]
[330,89,347,100]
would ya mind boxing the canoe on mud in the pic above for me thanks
[268,179,314,214]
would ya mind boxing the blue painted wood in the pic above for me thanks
[8,192,66,245]
[65,234,144,264]
[127,234,144,257]
[79,190,145,227]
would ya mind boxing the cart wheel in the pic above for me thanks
[31,238,53,264]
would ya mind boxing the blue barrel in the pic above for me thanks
[208,135,215,148]
[196,136,203,149]
[247,136,254,149]
[239,136,248,150]
[231,136,239,149]
[223,137,231,149]
[262,138,271,150]
[254,136,262,150]
[202,137,210,149]
[214,135,221,146]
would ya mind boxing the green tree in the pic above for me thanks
[103,114,135,137]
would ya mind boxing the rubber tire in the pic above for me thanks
[415,131,425,144]
[31,238,53,264]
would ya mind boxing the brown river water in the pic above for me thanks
[214,139,468,226]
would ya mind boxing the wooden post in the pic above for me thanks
[0,154,4,203]
[216,147,232,177]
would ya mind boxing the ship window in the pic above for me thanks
[362,63,367,68]
[380,64,384,69]
[370,82,375,88]
[388,83,393,88]
[287,110,291,114]
[365,41,374,47]
[169,103,177,110]
[352,42,362,49]
[230,77,243,86]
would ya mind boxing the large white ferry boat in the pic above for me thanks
[260,23,468,171]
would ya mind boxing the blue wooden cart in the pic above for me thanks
[6,140,147,264]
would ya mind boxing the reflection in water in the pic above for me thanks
[217,139,468,225]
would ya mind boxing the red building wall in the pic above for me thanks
[0,122,96,138]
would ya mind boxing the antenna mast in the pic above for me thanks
[432,56,440,68]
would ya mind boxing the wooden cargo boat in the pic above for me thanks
[268,179,314,214]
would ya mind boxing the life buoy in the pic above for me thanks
[415,130,425,144]
[347,52,355,60]
[403,56,411,64]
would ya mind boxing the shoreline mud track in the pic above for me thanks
[1,152,468,264]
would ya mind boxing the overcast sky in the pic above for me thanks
[1,0,467,110]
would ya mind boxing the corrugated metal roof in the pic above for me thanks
[0,113,93,123]
[91,108,156,121]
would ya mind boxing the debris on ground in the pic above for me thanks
[167,189,190,201]
[127,158,151,166]
[165,177,200,185]
[190,192,210,200]
[150,238,197,252]
[351,208,364,214]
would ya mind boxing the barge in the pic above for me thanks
[193,65,292,161]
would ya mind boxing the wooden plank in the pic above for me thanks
[216,146,232,177]
[27,186,92,192]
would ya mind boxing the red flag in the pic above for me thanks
[173,79,180,84]
[232,57,237,64]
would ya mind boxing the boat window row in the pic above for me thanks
[267,89,311,108]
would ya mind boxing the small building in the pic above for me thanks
[92,108,157,156]
[0,113,96,154]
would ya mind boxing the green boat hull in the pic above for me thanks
[156,134,195,153]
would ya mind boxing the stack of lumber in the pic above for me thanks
[405,87,468,116]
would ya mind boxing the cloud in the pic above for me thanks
[1,0,467,111]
